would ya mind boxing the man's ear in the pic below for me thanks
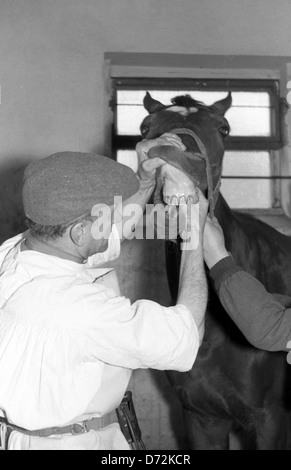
[70,222,88,246]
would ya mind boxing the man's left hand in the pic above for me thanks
[203,216,229,269]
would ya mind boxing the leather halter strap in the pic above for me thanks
[170,127,221,218]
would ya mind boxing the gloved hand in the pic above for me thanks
[135,133,186,189]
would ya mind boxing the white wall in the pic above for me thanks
[1,0,291,239]
[1,0,291,241]
[1,0,291,167]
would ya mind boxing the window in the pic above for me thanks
[111,78,282,210]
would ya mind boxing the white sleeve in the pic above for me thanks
[83,292,199,372]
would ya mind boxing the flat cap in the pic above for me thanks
[22,151,140,225]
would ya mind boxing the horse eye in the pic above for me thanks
[219,126,230,137]
[141,125,149,137]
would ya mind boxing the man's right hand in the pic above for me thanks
[177,188,208,345]
[178,187,209,250]
[203,216,229,269]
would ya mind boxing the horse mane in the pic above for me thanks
[171,94,207,109]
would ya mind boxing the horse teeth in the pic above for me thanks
[187,194,199,204]
[170,196,178,205]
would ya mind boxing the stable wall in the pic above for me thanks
[1,0,291,165]
[1,0,291,241]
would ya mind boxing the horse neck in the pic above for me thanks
[214,193,236,234]
[213,193,291,293]
[213,194,273,275]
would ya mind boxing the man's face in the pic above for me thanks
[87,202,122,257]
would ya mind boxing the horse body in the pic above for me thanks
[168,195,291,449]
[141,92,291,449]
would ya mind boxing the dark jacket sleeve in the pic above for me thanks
[209,256,291,352]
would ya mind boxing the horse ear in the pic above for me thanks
[212,92,232,115]
[143,92,165,114]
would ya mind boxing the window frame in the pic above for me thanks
[110,76,284,213]
[111,77,282,153]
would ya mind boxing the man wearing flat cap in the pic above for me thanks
[0,134,208,450]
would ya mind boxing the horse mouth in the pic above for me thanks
[159,163,199,206]
[149,144,205,207]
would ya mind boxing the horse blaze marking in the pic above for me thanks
[166,106,198,116]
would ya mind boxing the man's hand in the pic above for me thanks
[203,216,229,269]
[136,133,186,188]
[177,189,209,345]
[178,187,209,251]
[121,134,185,240]
[197,189,209,232]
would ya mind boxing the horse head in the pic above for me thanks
[140,92,232,218]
